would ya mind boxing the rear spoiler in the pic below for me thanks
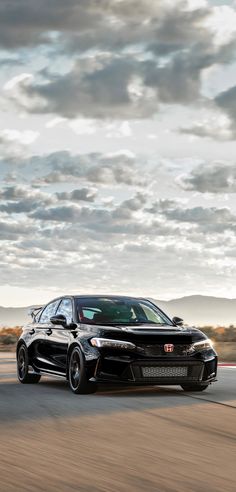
[28,306,43,321]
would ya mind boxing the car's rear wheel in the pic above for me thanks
[17,345,41,384]
[181,384,208,392]
[68,346,97,394]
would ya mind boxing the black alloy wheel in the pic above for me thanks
[68,347,97,394]
[17,345,41,384]
[181,384,209,392]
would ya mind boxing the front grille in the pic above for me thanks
[138,344,191,357]
[130,360,204,382]
[141,366,188,378]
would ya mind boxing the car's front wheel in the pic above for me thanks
[181,384,209,392]
[68,346,97,394]
[17,345,41,384]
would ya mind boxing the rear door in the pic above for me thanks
[43,298,74,375]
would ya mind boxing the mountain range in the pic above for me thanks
[0,295,236,327]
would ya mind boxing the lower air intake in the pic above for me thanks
[141,366,188,378]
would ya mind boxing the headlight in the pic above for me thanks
[90,337,136,350]
[187,338,213,354]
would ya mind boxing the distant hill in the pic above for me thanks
[0,306,31,327]
[153,296,236,326]
[0,295,236,327]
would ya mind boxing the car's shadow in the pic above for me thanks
[0,369,235,424]
[40,378,182,396]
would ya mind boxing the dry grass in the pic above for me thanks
[214,342,236,362]
[1,326,235,360]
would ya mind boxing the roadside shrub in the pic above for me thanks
[0,326,22,345]
[201,325,236,342]
[1,334,17,345]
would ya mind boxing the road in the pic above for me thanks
[0,352,236,492]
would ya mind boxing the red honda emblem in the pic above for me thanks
[164,344,174,353]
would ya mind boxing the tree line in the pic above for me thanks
[0,325,236,346]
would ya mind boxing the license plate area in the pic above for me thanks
[141,366,188,378]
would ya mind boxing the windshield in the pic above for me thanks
[76,297,172,326]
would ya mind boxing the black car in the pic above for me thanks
[16,295,217,394]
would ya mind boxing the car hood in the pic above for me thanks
[87,324,206,344]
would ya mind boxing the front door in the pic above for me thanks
[43,298,73,375]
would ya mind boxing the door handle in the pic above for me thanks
[29,328,35,335]
[46,328,52,336]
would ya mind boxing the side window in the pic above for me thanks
[34,308,42,323]
[56,298,73,324]
[39,300,60,323]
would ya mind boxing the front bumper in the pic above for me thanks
[87,352,218,386]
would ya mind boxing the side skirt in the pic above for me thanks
[29,366,67,380]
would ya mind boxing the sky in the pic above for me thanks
[0,0,236,306]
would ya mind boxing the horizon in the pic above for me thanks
[1,292,236,309]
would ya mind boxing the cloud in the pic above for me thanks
[6,57,156,118]
[215,85,236,136]
[0,0,205,50]
[164,204,235,230]
[30,150,145,187]
[0,0,105,49]
[0,165,235,298]
[0,129,39,145]
[56,188,97,202]
[178,112,234,140]
[148,198,236,233]
[178,162,236,193]
[3,1,236,119]
[3,73,34,90]
[7,38,236,119]
[0,185,55,214]
[0,219,36,240]
[0,129,37,161]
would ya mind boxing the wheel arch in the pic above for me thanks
[16,339,26,355]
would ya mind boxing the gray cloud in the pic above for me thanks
[0,0,105,49]
[145,198,236,233]
[30,204,84,223]
[4,0,236,119]
[156,201,236,233]
[56,188,97,202]
[11,36,236,119]
[31,150,145,187]
[112,192,147,220]
[0,219,36,240]
[179,162,236,193]
[215,85,236,137]
[12,57,157,119]
[0,185,55,214]
[29,202,180,237]
[0,0,208,50]
[165,205,235,227]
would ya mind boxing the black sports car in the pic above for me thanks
[16,295,217,394]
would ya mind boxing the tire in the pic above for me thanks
[17,344,41,384]
[68,346,97,394]
[181,384,209,392]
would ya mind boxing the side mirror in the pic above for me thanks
[172,316,184,326]
[50,314,67,327]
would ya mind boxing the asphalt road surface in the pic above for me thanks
[0,353,236,492]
